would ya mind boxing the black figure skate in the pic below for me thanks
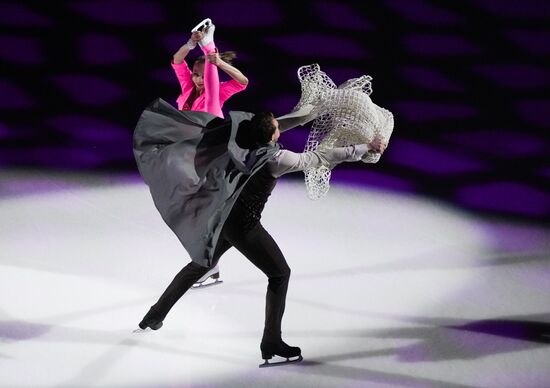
[133,308,163,333]
[259,340,303,368]
[191,264,222,289]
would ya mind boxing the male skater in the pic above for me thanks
[133,100,386,366]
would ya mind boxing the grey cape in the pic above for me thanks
[133,98,285,268]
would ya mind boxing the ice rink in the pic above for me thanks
[1,170,549,388]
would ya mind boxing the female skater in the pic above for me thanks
[172,18,249,287]
[171,18,248,118]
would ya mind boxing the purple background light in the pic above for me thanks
[399,66,465,92]
[515,100,550,127]
[385,0,462,25]
[330,168,416,192]
[456,182,550,217]
[405,34,481,56]
[197,1,283,27]
[0,0,548,223]
[51,75,128,106]
[0,80,34,109]
[473,64,550,89]
[0,123,10,139]
[475,0,550,18]
[393,101,477,122]
[442,130,547,158]
[79,34,131,65]
[506,30,550,56]
[47,115,130,142]
[265,34,368,58]
[70,0,166,25]
[0,36,44,65]
[149,67,177,85]
[386,140,486,175]
[541,167,550,179]
[315,2,374,31]
[0,4,53,27]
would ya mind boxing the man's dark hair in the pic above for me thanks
[250,111,276,145]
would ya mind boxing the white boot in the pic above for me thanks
[191,18,212,33]
[192,264,222,289]
[197,20,216,48]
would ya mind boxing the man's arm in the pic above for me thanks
[269,145,378,178]
[275,104,318,133]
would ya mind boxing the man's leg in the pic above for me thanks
[224,222,291,342]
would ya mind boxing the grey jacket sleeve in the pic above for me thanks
[268,144,372,178]
[361,151,381,164]
[275,104,318,133]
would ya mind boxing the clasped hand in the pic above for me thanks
[368,138,387,154]
[206,52,222,66]
[190,31,204,44]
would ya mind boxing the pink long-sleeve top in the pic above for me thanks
[171,61,247,112]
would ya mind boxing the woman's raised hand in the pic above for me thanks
[206,52,222,66]
[190,31,204,45]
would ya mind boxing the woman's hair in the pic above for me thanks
[249,111,276,145]
[194,51,237,66]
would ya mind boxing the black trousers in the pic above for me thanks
[148,215,291,342]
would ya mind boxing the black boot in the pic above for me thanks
[138,307,163,330]
[260,339,301,359]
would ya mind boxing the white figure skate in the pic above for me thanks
[191,18,212,33]
[192,18,215,48]
[192,264,222,289]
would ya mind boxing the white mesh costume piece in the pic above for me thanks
[291,64,394,200]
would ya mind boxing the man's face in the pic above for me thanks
[271,118,280,142]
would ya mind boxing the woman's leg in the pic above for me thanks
[200,25,223,118]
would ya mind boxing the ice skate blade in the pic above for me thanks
[191,279,223,289]
[132,327,151,333]
[133,321,163,332]
[259,355,303,368]
[191,18,212,32]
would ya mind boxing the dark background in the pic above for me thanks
[1,0,549,223]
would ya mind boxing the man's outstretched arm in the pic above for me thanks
[269,144,383,178]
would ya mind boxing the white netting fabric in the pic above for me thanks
[292,64,394,200]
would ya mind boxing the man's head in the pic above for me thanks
[250,112,280,145]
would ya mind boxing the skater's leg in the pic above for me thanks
[224,223,291,342]
[140,239,231,328]
[199,25,223,118]
[149,261,209,320]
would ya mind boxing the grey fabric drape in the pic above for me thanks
[133,98,280,267]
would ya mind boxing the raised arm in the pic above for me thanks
[207,53,248,85]
[173,31,203,64]
[275,104,318,133]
